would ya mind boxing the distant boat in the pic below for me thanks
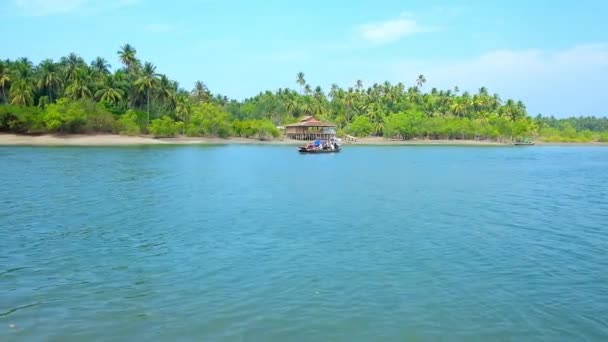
[513,138,535,146]
[299,138,341,153]
[299,146,341,153]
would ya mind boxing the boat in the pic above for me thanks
[298,138,341,153]
[299,146,341,153]
[513,138,535,146]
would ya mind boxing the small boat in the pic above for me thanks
[299,146,341,153]
[513,138,535,146]
[298,138,342,153]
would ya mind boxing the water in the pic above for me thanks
[1,145,607,341]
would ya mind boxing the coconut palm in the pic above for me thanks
[61,53,86,81]
[0,61,11,103]
[303,84,312,96]
[91,57,111,77]
[355,79,363,91]
[134,62,160,125]
[9,80,34,106]
[37,59,62,102]
[95,76,124,105]
[117,44,138,71]
[296,72,306,93]
[191,81,210,103]
[65,78,92,100]
[175,94,191,123]
[416,74,426,88]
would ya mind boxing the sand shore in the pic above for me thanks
[0,133,606,147]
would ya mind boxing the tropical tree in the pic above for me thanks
[117,44,138,71]
[0,61,12,103]
[296,72,306,93]
[416,74,426,88]
[191,81,210,103]
[37,59,62,102]
[95,76,124,105]
[134,62,159,125]
[9,80,34,106]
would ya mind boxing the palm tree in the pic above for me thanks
[61,53,85,81]
[416,74,427,88]
[355,79,363,91]
[134,62,159,125]
[95,76,124,105]
[303,84,312,96]
[117,44,138,71]
[65,78,92,100]
[329,83,339,100]
[157,74,176,109]
[175,94,191,124]
[0,61,11,103]
[13,58,34,80]
[91,57,111,78]
[9,80,34,106]
[285,95,298,117]
[37,59,62,102]
[191,81,210,103]
[296,72,306,93]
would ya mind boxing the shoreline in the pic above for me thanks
[0,134,606,147]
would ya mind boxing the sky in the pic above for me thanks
[1,0,607,117]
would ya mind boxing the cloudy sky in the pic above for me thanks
[2,0,607,116]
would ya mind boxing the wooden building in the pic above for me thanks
[285,116,336,141]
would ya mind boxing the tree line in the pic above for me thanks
[1,44,606,142]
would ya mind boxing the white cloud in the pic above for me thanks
[358,15,434,44]
[13,0,139,16]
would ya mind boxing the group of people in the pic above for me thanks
[305,138,341,151]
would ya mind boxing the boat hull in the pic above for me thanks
[299,147,341,153]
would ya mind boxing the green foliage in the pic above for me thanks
[232,119,280,140]
[345,116,373,137]
[149,116,183,137]
[384,110,425,139]
[42,98,87,133]
[0,105,43,133]
[117,110,141,136]
[186,103,231,137]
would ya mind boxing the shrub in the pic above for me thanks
[149,116,183,137]
[0,105,43,133]
[186,103,231,137]
[117,110,142,136]
[42,98,86,133]
[232,119,279,139]
[345,116,373,137]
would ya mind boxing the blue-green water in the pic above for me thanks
[1,145,607,341]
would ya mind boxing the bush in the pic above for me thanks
[384,110,425,139]
[0,105,43,133]
[345,116,373,137]
[186,103,231,137]
[117,110,141,135]
[43,98,86,133]
[232,119,279,140]
[149,116,183,137]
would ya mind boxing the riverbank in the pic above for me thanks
[0,134,606,146]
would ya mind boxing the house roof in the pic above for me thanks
[285,116,336,128]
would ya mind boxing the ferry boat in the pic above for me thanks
[298,138,341,153]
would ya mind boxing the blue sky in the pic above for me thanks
[1,0,607,117]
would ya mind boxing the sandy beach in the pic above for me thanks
[0,133,606,147]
